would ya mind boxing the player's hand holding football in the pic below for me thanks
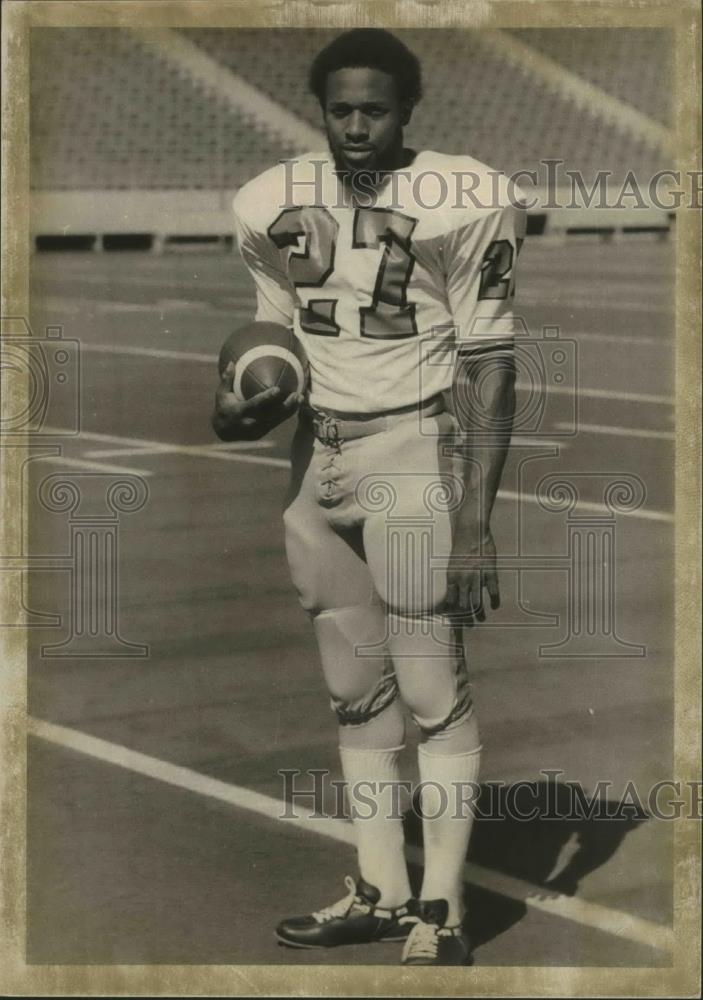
[212,361,301,441]
[445,523,500,622]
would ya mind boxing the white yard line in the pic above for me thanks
[517,383,673,406]
[36,281,675,314]
[35,295,250,319]
[569,332,670,347]
[555,422,675,441]
[39,311,672,352]
[518,296,672,315]
[86,440,274,458]
[33,273,252,292]
[496,489,672,523]
[208,440,275,450]
[44,426,673,522]
[28,716,674,955]
[87,444,289,470]
[33,455,154,477]
[79,342,215,363]
[46,427,290,470]
[97,301,228,315]
[510,437,568,449]
[68,343,675,406]
[84,446,180,459]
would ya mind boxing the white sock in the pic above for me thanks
[339,744,412,908]
[418,742,481,925]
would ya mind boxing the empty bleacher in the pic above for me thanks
[186,27,669,186]
[506,28,673,128]
[30,28,297,191]
[30,26,671,209]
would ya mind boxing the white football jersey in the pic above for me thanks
[232,151,526,414]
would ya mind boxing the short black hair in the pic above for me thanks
[309,29,423,107]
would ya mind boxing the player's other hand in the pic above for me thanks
[211,361,302,441]
[445,527,500,623]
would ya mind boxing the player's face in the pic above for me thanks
[322,67,407,175]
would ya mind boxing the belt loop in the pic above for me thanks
[319,414,344,450]
[302,394,445,443]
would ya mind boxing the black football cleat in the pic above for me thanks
[400,898,473,966]
[275,876,412,949]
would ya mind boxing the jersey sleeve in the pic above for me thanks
[444,200,527,351]
[232,195,296,328]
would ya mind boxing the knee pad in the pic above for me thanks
[420,706,480,755]
[313,605,399,727]
[386,612,472,735]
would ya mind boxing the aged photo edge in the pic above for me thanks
[0,0,700,995]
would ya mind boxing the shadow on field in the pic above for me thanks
[403,779,648,948]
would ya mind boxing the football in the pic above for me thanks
[218,321,308,403]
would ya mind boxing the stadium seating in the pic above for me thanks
[31,26,669,193]
[505,29,672,127]
[30,28,297,190]
[185,27,668,186]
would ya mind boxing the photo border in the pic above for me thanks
[1,1,700,995]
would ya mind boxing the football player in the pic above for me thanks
[213,28,525,966]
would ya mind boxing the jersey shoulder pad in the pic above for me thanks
[232,151,329,232]
[418,150,527,216]
[232,164,284,233]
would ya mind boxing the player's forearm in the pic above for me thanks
[451,348,516,534]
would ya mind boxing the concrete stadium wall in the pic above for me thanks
[30,190,672,251]
[30,191,238,250]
